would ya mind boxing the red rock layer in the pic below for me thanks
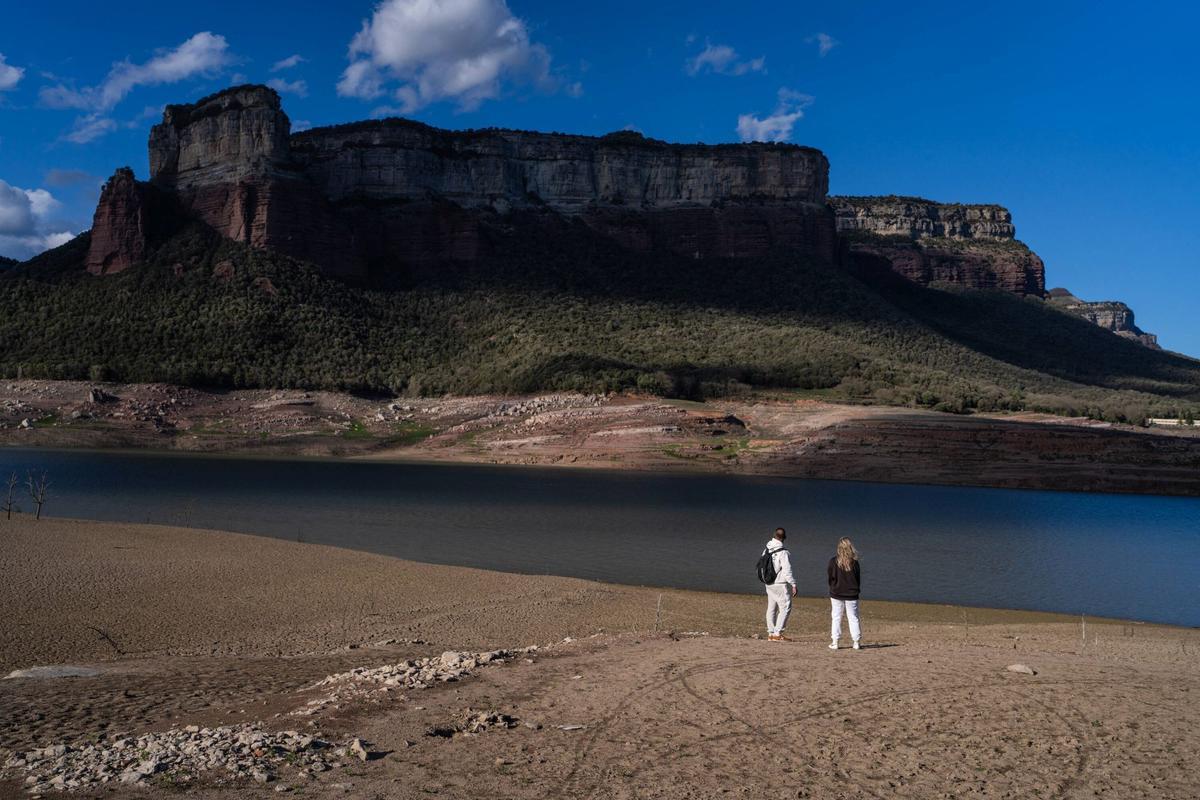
[843,239,1045,296]
[86,168,146,276]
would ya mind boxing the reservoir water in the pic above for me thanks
[3,448,1197,626]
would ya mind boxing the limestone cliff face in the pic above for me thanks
[290,123,828,209]
[139,86,836,278]
[149,85,291,191]
[831,196,1015,240]
[86,168,147,276]
[830,195,1045,295]
[148,87,359,278]
[1047,288,1160,348]
[97,85,1042,299]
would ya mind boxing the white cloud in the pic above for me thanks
[39,231,77,250]
[338,0,559,112]
[0,53,24,91]
[293,119,313,132]
[807,32,839,57]
[40,32,233,112]
[23,188,60,220]
[685,42,765,77]
[267,77,309,97]
[40,32,233,144]
[736,88,814,143]
[270,54,306,72]
[64,114,118,144]
[0,181,35,235]
[565,81,583,98]
[0,179,76,260]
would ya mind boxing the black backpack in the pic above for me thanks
[756,547,786,584]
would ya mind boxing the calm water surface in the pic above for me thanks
[4,448,1198,626]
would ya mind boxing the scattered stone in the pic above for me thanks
[557,725,586,732]
[1006,663,1037,675]
[298,649,515,716]
[349,739,369,762]
[462,711,518,734]
[4,724,335,793]
[426,710,518,739]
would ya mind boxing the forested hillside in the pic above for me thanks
[2,223,1198,424]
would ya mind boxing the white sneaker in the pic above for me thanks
[828,642,838,650]
[852,641,861,650]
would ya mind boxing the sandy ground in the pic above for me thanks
[1,518,1198,799]
[3,381,1199,496]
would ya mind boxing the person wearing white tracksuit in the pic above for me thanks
[763,527,796,641]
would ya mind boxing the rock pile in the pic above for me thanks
[296,649,530,716]
[3,724,334,794]
[426,710,519,739]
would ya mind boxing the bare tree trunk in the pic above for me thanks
[2,472,17,520]
[26,471,49,522]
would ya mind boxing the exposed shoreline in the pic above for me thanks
[6,517,1173,674]
[3,518,1199,799]
[4,380,1200,497]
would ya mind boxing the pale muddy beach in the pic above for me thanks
[1,519,1198,799]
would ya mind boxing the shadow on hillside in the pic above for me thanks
[857,268,1200,397]
[397,216,1200,397]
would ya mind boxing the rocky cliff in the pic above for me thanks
[1047,288,1160,348]
[831,196,1044,295]
[86,168,147,276]
[134,85,837,278]
[85,85,1053,299]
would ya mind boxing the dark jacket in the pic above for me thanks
[827,557,861,600]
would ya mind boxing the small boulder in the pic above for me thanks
[1005,663,1037,675]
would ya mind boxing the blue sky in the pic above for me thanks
[1,0,1197,355]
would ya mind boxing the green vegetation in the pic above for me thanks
[386,422,436,446]
[1,222,1198,426]
[342,420,372,440]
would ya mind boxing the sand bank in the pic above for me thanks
[1,518,1197,798]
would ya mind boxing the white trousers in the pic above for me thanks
[765,584,792,634]
[830,598,861,643]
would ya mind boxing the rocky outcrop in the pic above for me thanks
[149,87,359,278]
[149,86,291,191]
[831,196,1015,240]
[290,123,828,209]
[88,85,1046,299]
[86,168,147,276]
[1047,288,1160,348]
[135,85,836,279]
[831,196,1045,295]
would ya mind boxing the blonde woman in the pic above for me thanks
[827,537,862,650]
